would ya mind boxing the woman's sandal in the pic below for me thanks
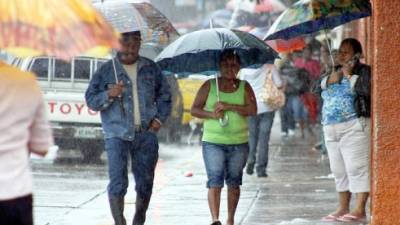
[210,221,222,225]
[337,213,367,223]
[321,214,340,222]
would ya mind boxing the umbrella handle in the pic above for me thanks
[219,114,229,127]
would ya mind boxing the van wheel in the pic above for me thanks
[80,140,104,164]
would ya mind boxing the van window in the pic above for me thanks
[96,60,107,71]
[54,60,72,80]
[31,58,49,78]
[74,59,91,80]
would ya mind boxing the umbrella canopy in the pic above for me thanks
[264,0,371,40]
[94,0,179,46]
[133,1,179,45]
[155,28,279,77]
[0,0,120,59]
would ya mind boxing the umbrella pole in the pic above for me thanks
[111,50,119,83]
[215,73,228,127]
[324,30,335,71]
[111,52,126,118]
[215,73,220,101]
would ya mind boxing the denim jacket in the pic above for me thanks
[85,56,172,141]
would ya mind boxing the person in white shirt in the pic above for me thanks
[0,61,53,225]
[240,63,283,177]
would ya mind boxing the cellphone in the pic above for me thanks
[346,53,361,65]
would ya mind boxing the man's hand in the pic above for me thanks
[149,118,162,132]
[108,81,124,98]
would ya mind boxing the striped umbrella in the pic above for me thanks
[94,0,179,46]
[264,0,372,40]
[0,0,120,59]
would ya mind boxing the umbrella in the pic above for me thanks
[0,0,120,59]
[133,1,179,45]
[264,0,371,66]
[155,28,278,126]
[264,0,371,41]
[155,28,278,76]
[94,0,179,46]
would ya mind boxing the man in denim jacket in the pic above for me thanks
[85,31,171,225]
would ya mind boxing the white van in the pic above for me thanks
[13,53,184,163]
[13,56,107,163]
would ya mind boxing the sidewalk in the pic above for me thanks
[141,119,366,225]
[33,117,370,225]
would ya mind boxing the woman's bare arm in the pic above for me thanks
[191,80,223,119]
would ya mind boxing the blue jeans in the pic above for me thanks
[280,95,306,132]
[105,131,159,199]
[288,95,307,122]
[202,142,248,188]
[247,111,275,174]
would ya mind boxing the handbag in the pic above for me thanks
[260,68,285,110]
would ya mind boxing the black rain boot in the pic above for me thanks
[132,195,151,225]
[109,197,126,225]
[246,162,255,175]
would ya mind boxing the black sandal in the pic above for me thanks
[210,221,222,225]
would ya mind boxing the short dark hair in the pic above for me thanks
[341,38,363,55]
[219,49,241,64]
[121,31,141,38]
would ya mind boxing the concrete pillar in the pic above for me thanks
[371,1,400,224]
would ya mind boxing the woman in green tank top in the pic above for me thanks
[191,50,257,225]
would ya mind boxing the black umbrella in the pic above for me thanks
[155,28,278,77]
[155,28,279,126]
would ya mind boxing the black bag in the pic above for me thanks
[352,63,371,118]
[354,95,370,117]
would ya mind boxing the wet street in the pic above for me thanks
[31,118,368,225]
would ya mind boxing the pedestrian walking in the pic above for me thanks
[240,64,283,177]
[85,31,172,225]
[0,61,53,225]
[318,38,371,223]
[294,46,321,131]
[191,49,257,225]
[278,53,310,137]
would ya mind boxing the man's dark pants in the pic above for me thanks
[105,131,159,200]
[0,194,33,225]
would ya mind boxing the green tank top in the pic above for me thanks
[202,79,248,144]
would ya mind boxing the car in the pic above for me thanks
[177,74,209,144]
